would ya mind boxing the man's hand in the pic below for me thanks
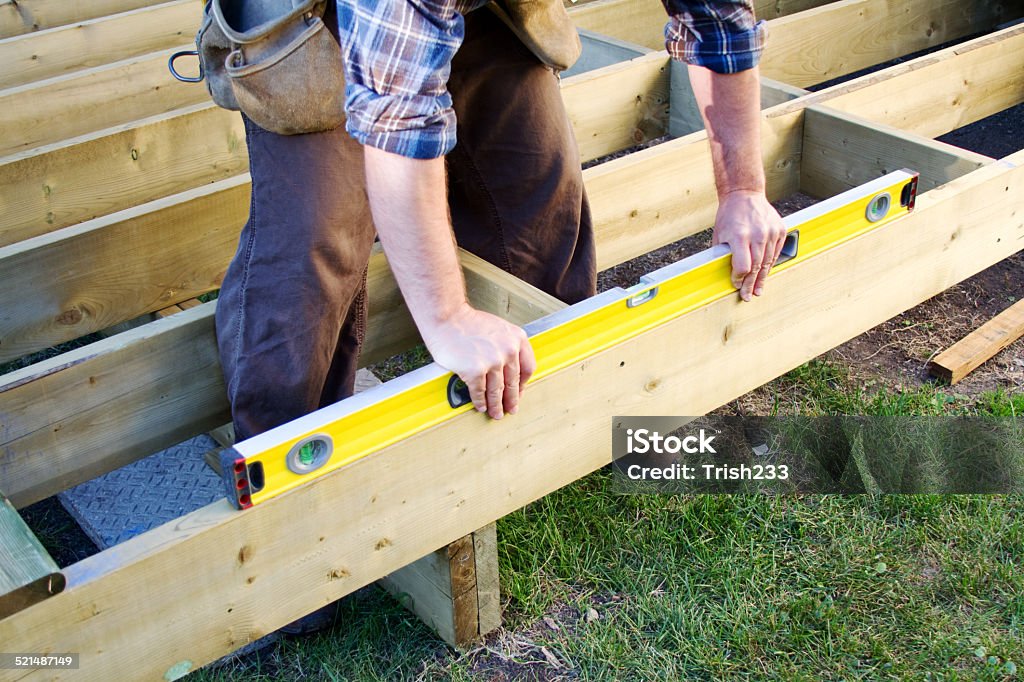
[712,189,787,301]
[362,146,535,420]
[687,64,786,301]
[423,304,536,419]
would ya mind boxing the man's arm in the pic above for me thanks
[364,147,534,420]
[663,0,786,300]
[688,65,787,301]
[338,1,533,419]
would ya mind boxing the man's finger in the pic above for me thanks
[753,228,788,297]
[466,370,487,414]
[752,238,777,297]
[730,241,753,291]
[518,339,536,397]
[485,367,505,420]
[739,243,762,301]
[502,352,520,416]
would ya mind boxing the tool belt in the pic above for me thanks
[169,0,581,136]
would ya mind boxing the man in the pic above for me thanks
[215,0,784,634]
[217,0,783,439]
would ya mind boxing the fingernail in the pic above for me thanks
[493,412,504,420]
[477,405,486,413]
[754,286,763,296]
[509,406,518,415]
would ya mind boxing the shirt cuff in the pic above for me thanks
[344,84,457,160]
[666,18,767,74]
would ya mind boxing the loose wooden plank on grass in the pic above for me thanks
[2,150,1021,678]
[929,299,1024,384]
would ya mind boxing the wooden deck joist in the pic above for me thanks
[0,249,563,509]
[0,45,204,155]
[803,23,1024,139]
[0,0,167,38]
[0,491,64,619]
[2,146,1020,678]
[0,0,198,89]
[762,0,1023,88]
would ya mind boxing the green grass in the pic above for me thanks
[184,360,1023,680]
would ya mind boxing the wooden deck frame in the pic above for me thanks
[2,0,1023,672]
[2,143,1021,677]
[0,47,1007,493]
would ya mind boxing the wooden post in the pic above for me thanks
[379,524,502,649]
[0,490,65,619]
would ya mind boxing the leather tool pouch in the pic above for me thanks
[170,0,345,135]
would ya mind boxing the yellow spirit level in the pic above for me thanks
[220,170,920,509]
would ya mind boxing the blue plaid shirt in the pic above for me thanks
[339,0,764,160]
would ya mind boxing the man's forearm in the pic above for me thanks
[362,145,535,420]
[687,64,786,300]
[687,64,765,197]
[363,146,466,336]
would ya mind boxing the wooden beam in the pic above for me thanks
[0,175,247,364]
[0,250,563,509]
[0,45,205,155]
[2,150,1021,678]
[202,394,507,651]
[0,491,65,619]
[0,104,242,247]
[800,106,992,198]
[0,0,198,89]
[929,299,1024,384]
[379,525,501,649]
[585,108,803,269]
[0,0,166,38]
[562,52,670,163]
[567,0,666,51]
[809,24,1024,138]
[763,0,1024,88]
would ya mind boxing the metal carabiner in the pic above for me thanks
[168,50,204,83]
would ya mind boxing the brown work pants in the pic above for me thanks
[215,9,596,440]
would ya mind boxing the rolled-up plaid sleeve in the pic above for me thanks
[336,0,465,159]
[661,0,766,74]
